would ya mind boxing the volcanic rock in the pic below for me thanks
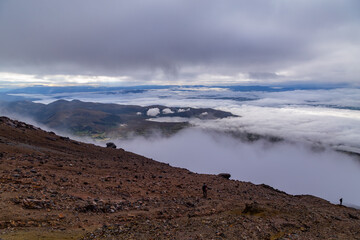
[106,142,117,149]
[218,173,231,179]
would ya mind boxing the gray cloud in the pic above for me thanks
[248,72,281,80]
[0,0,359,83]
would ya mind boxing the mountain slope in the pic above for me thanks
[0,116,359,239]
[0,100,234,138]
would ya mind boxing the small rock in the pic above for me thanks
[348,213,359,220]
[45,136,57,141]
[22,198,50,209]
[60,177,68,182]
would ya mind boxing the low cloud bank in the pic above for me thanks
[28,87,360,153]
[162,108,174,114]
[116,128,360,206]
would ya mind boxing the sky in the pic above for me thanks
[0,0,359,87]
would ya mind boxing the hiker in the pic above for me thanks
[340,198,343,206]
[202,183,208,198]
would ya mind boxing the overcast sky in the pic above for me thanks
[0,0,359,87]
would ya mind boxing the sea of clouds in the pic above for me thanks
[20,86,360,153]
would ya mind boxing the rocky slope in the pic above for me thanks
[0,116,359,239]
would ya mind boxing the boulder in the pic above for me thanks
[218,173,231,179]
[242,202,264,215]
[106,142,117,149]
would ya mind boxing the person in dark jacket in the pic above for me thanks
[202,183,208,198]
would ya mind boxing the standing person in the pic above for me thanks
[340,198,343,206]
[202,183,208,199]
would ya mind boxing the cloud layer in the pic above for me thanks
[0,0,359,85]
[24,87,360,152]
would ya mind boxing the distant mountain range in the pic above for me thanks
[3,83,352,95]
[0,99,234,139]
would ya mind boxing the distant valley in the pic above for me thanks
[0,99,235,139]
